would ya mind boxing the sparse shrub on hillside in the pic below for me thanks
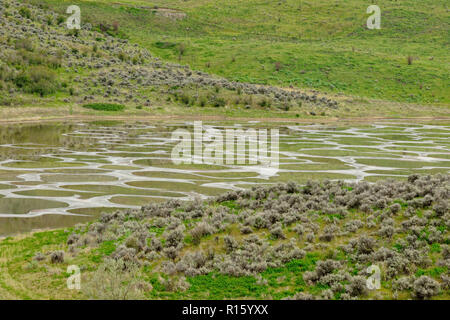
[208,95,224,108]
[283,292,315,300]
[407,56,413,65]
[15,38,33,51]
[393,276,414,291]
[346,276,368,297]
[56,15,65,25]
[190,222,214,245]
[83,258,146,300]
[274,62,282,72]
[50,251,64,264]
[240,225,253,234]
[319,225,338,242]
[303,259,341,285]
[306,232,315,243]
[270,223,285,239]
[389,203,402,215]
[159,276,190,292]
[163,246,179,260]
[112,21,119,32]
[0,65,14,82]
[65,29,78,39]
[118,51,128,62]
[413,276,440,299]
[165,227,185,248]
[19,7,32,20]
[151,238,163,252]
[14,66,58,96]
[112,245,139,264]
[46,15,53,26]
[258,97,272,108]
[345,220,363,233]
[125,235,145,252]
[223,235,239,253]
[179,92,191,105]
[33,252,46,262]
[433,200,448,216]
[67,233,80,245]
[357,235,376,254]
[378,225,395,238]
[178,43,186,56]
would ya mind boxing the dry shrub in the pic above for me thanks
[83,258,147,300]
[190,222,213,245]
[50,251,64,264]
[112,21,119,32]
[407,56,413,65]
[413,276,440,300]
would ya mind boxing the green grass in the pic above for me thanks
[415,267,448,278]
[148,253,320,299]
[89,240,117,263]
[25,0,450,104]
[82,103,125,112]
[184,273,264,299]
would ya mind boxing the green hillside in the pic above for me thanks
[25,0,450,104]
[2,0,351,120]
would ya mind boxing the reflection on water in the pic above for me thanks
[0,121,448,236]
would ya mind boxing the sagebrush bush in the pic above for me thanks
[413,276,440,299]
[14,38,33,51]
[165,227,184,248]
[50,251,64,264]
[346,276,368,297]
[33,252,45,262]
[52,174,449,300]
[190,222,213,245]
[83,258,146,300]
[269,223,285,239]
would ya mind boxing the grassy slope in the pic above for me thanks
[25,0,450,105]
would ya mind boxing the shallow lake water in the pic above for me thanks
[0,121,449,236]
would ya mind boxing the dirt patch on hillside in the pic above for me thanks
[112,3,187,20]
[153,8,187,20]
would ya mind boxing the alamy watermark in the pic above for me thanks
[367,5,381,29]
[66,5,81,30]
[67,265,81,290]
[366,264,381,290]
[171,122,279,176]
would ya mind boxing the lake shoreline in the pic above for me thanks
[1,113,449,125]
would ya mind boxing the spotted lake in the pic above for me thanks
[0,121,448,236]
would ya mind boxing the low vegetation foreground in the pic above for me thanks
[0,175,448,300]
